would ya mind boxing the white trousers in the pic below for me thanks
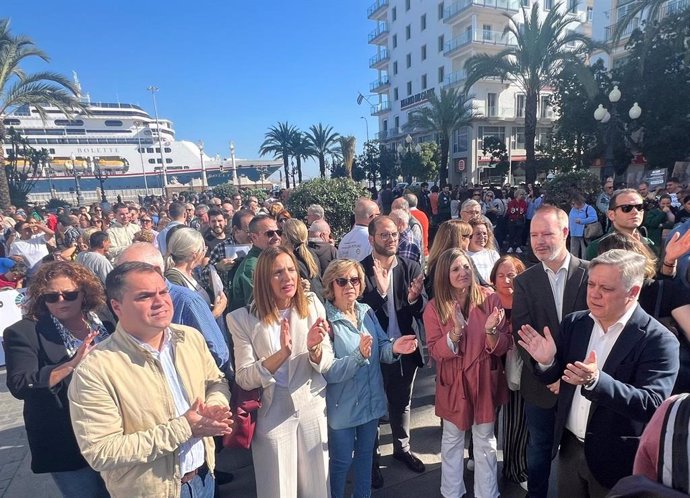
[252,387,330,498]
[441,419,499,498]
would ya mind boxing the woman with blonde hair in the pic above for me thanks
[281,218,324,298]
[165,227,227,319]
[227,246,334,497]
[423,248,511,498]
[425,219,473,298]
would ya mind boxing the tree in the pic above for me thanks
[400,141,439,182]
[305,123,340,178]
[337,135,357,179]
[5,127,48,205]
[542,169,603,210]
[406,87,474,188]
[356,140,383,188]
[481,136,510,179]
[464,3,602,184]
[0,19,83,209]
[259,121,298,189]
[289,131,312,185]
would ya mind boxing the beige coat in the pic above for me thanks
[68,324,230,498]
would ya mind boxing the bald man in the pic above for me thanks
[338,198,380,261]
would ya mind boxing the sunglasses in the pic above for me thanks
[44,290,80,303]
[334,277,361,287]
[263,229,283,238]
[615,203,644,213]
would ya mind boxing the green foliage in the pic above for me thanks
[482,136,509,177]
[542,170,602,210]
[211,182,239,200]
[211,184,269,204]
[45,197,71,209]
[5,128,48,206]
[400,142,439,182]
[285,178,368,240]
[240,187,270,204]
[259,121,297,189]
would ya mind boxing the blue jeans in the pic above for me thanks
[180,472,214,498]
[51,466,109,497]
[328,418,379,498]
[524,402,557,498]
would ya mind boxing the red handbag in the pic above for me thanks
[222,382,262,449]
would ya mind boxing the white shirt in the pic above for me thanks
[268,309,292,388]
[542,253,571,322]
[9,234,49,269]
[134,329,204,474]
[565,304,637,440]
[384,258,402,340]
[337,225,371,262]
[468,248,500,282]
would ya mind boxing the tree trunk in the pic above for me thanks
[439,136,449,188]
[524,90,539,184]
[319,154,326,178]
[296,157,303,184]
[0,126,10,209]
[283,155,290,189]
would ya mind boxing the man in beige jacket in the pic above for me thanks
[68,261,232,498]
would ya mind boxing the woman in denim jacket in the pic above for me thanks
[322,259,418,498]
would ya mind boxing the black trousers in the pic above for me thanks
[558,430,610,498]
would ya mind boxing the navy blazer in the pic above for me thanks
[535,305,679,489]
[4,315,114,473]
[360,255,426,366]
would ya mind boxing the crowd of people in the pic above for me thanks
[0,176,689,498]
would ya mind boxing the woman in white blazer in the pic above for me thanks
[227,246,334,498]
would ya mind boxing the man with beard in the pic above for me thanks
[512,205,589,497]
[107,203,140,259]
[360,215,426,487]
[204,208,228,256]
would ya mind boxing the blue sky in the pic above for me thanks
[4,1,376,179]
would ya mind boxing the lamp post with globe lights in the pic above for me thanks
[197,140,208,190]
[396,134,422,184]
[594,85,642,180]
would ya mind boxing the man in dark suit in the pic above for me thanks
[361,215,426,487]
[512,205,589,497]
[518,250,679,497]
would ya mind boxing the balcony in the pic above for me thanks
[443,70,468,89]
[444,29,516,57]
[378,129,389,140]
[604,17,640,42]
[478,106,516,119]
[370,75,390,92]
[369,49,390,69]
[367,0,389,20]
[661,0,689,18]
[368,22,390,44]
[371,101,391,115]
[444,0,520,24]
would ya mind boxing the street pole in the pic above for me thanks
[360,116,369,142]
[134,121,150,195]
[197,140,208,190]
[70,153,84,206]
[230,141,239,186]
[147,86,169,197]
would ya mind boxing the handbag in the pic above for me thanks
[222,305,263,449]
[505,347,523,391]
[584,206,604,240]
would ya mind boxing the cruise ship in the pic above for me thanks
[4,78,282,197]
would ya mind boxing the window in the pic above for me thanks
[406,24,411,40]
[146,147,154,153]
[483,24,492,41]
[395,116,400,129]
[543,0,553,10]
[478,126,506,150]
[54,119,84,126]
[383,119,388,131]
[165,147,172,153]
[438,35,445,52]
[516,94,526,118]
[394,87,399,100]
[393,61,398,74]
[438,66,445,83]
[421,44,427,60]
[568,0,578,12]
[166,158,173,163]
[421,14,427,31]
[540,95,552,118]
[105,120,123,127]
[406,0,410,11]
[393,34,398,48]
[438,2,444,20]
[512,127,525,149]
[487,93,497,117]
[522,0,529,5]
[587,6,593,20]
[453,127,468,153]
[392,6,397,21]
[536,128,551,146]
[406,53,412,68]
[3,119,20,125]
[148,158,156,164]
[49,148,55,154]
[421,74,427,90]
[407,81,413,96]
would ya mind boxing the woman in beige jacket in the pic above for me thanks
[227,246,334,498]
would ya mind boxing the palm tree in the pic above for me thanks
[259,121,298,189]
[0,19,83,209]
[289,131,313,185]
[305,123,340,178]
[464,3,601,184]
[337,136,357,179]
[406,87,475,187]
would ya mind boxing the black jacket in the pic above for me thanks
[5,315,114,473]
[308,240,337,276]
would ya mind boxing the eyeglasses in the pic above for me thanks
[43,290,80,303]
[377,232,399,240]
[334,277,361,287]
[615,204,644,213]
[263,229,283,238]
[141,219,153,223]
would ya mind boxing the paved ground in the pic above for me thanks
[0,366,549,497]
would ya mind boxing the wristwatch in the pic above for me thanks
[485,326,498,336]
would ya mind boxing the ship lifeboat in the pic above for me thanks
[49,157,89,172]
[95,156,129,173]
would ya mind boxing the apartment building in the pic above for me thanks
[368,0,593,184]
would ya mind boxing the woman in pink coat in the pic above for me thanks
[423,247,512,498]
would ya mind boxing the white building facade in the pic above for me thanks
[368,0,593,185]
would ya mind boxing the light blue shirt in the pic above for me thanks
[568,203,598,238]
[134,329,204,474]
[157,220,184,256]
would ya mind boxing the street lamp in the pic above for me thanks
[67,153,86,206]
[92,157,109,203]
[42,155,56,199]
[257,165,268,187]
[147,86,169,197]
[593,85,642,179]
[230,141,239,186]
[197,140,208,190]
[360,116,369,142]
[396,134,422,183]
[133,120,150,195]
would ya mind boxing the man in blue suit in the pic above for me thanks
[518,249,679,497]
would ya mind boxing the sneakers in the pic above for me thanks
[507,247,514,253]
[393,451,426,473]
[516,247,523,254]
[466,458,475,471]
